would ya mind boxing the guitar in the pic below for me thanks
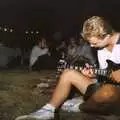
[57,59,120,83]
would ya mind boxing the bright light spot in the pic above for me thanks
[4,28,7,32]
[25,31,29,34]
[31,31,34,34]
[10,29,13,32]
[36,31,39,34]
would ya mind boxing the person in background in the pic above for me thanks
[29,37,56,71]
[65,37,78,64]
[55,40,67,60]
[69,37,97,66]
[56,40,66,53]
[0,42,21,69]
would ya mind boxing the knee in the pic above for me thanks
[100,85,117,101]
[93,89,115,103]
[59,69,79,82]
[101,91,114,100]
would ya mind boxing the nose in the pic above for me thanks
[90,44,95,47]
[90,43,97,47]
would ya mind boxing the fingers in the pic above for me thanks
[85,63,93,69]
[82,66,94,78]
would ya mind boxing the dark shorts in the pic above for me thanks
[80,82,120,115]
[83,83,102,101]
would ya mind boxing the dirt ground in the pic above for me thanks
[0,70,57,120]
[0,69,120,120]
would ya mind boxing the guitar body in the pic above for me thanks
[106,60,120,71]
[81,61,120,114]
[98,60,120,84]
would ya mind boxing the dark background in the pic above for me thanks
[0,0,120,46]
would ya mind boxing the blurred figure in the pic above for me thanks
[66,37,78,64]
[69,37,97,66]
[29,37,56,71]
[56,40,66,52]
[0,42,21,69]
[56,40,67,60]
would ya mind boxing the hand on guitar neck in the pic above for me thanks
[57,59,120,83]
[81,63,96,78]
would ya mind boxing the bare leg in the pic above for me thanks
[49,69,96,108]
[14,70,96,120]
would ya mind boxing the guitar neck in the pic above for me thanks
[57,64,110,77]
[94,69,110,77]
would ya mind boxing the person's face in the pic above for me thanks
[88,35,110,48]
[38,38,47,49]
[69,38,76,45]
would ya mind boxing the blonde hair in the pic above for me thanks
[81,16,114,41]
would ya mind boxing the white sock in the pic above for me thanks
[43,104,55,112]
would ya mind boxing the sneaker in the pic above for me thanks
[61,96,84,112]
[15,106,54,120]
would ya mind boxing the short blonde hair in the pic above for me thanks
[81,16,114,41]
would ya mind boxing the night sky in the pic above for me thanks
[0,0,120,40]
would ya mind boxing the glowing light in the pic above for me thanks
[36,31,39,34]
[31,31,34,34]
[4,28,7,32]
[10,28,13,32]
[25,31,29,34]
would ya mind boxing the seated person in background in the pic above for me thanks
[65,36,97,66]
[29,37,56,70]
[70,37,97,66]
[66,37,78,64]
[15,16,120,120]
[55,40,67,60]
[56,40,66,52]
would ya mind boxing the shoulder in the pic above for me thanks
[97,48,107,55]
[32,45,39,49]
[32,46,40,51]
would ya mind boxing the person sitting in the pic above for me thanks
[15,16,120,120]
[29,37,56,71]
[69,38,97,66]
[65,37,78,64]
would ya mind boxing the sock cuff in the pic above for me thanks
[45,103,55,112]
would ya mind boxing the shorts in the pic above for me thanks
[83,82,102,101]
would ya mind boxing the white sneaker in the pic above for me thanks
[15,107,54,120]
[61,96,84,112]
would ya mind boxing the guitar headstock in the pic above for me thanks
[57,58,67,73]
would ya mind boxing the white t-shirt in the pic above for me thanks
[97,43,120,69]
[30,45,49,66]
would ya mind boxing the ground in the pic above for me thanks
[0,69,120,120]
